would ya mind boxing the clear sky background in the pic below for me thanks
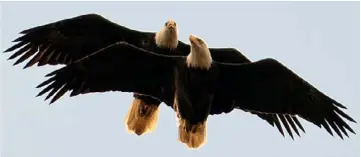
[1,1,359,157]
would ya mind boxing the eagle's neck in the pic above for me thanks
[186,46,212,70]
[155,28,178,49]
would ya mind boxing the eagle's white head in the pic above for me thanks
[186,35,212,70]
[155,19,179,49]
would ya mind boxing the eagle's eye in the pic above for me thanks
[165,22,168,26]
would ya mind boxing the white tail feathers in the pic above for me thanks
[178,118,207,149]
[124,98,160,136]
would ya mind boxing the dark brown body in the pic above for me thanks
[173,63,219,128]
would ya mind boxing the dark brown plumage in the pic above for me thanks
[4,14,356,145]
[34,35,356,149]
[3,13,301,138]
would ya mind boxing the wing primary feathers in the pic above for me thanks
[310,89,356,137]
[4,41,28,53]
[45,69,62,77]
[333,117,350,137]
[36,67,72,103]
[36,80,56,97]
[332,106,357,123]
[326,119,343,139]
[19,26,41,34]
[279,115,294,139]
[331,111,356,135]
[12,35,26,42]
[20,29,31,34]
[322,93,347,109]
[231,58,355,138]
[24,45,51,68]
[291,116,305,133]
[256,113,301,138]
[285,115,301,137]
[36,76,56,89]
[332,101,347,109]
[12,33,34,42]
[339,127,349,138]
[7,43,31,60]
[256,114,275,126]
[332,110,354,135]
[272,114,285,137]
[321,120,334,136]
[13,48,38,66]
[50,84,69,104]
[44,82,64,102]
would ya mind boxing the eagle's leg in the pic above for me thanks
[124,95,160,136]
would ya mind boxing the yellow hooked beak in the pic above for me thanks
[167,20,176,28]
[189,35,200,46]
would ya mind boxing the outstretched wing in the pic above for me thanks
[3,13,154,68]
[36,42,182,104]
[212,58,356,139]
[3,12,252,69]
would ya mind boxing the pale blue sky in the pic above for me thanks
[1,1,359,157]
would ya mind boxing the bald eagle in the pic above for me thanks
[35,34,356,149]
[3,13,287,137]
